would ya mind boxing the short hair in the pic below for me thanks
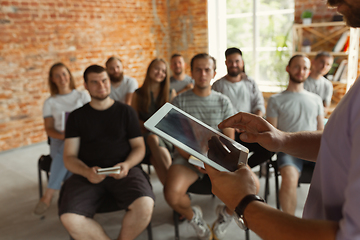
[288,54,308,66]
[171,53,183,60]
[105,56,122,67]
[225,47,243,58]
[48,62,76,96]
[190,53,216,71]
[83,65,107,83]
[314,51,333,60]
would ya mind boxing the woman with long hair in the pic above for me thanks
[132,58,176,185]
[33,63,90,216]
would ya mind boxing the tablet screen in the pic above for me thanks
[155,108,245,171]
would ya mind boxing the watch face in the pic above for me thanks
[233,213,248,230]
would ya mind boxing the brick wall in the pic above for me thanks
[0,0,208,152]
[295,0,338,23]
[168,0,208,74]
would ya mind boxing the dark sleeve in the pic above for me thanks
[126,105,142,140]
[65,110,79,138]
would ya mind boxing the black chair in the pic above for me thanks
[173,174,250,240]
[38,154,52,199]
[264,157,315,210]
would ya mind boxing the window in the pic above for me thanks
[208,0,294,91]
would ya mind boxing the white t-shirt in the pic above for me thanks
[109,75,138,103]
[303,77,360,239]
[212,76,265,114]
[170,75,194,93]
[266,90,323,132]
[43,90,90,131]
[304,76,333,106]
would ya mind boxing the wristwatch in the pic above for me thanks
[233,194,265,230]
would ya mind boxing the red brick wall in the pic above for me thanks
[168,0,208,75]
[295,0,338,23]
[0,0,173,151]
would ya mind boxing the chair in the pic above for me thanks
[173,174,250,240]
[263,157,315,210]
[38,154,52,199]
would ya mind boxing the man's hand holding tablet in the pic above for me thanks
[144,103,249,172]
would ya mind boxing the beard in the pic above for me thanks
[108,72,124,83]
[227,67,243,77]
[289,73,305,84]
[328,0,360,27]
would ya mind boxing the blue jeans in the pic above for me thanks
[47,138,72,190]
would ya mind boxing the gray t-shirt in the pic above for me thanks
[304,76,333,106]
[109,75,138,103]
[266,90,323,132]
[212,76,265,114]
[170,75,194,93]
[171,90,235,131]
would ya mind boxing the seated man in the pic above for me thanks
[266,55,324,215]
[60,65,154,240]
[212,47,273,168]
[164,53,258,240]
[106,56,138,105]
[304,51,334,114]
[170,53,194,94]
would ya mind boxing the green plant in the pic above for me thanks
[301,10,313,19]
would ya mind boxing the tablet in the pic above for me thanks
[144,103,249,172]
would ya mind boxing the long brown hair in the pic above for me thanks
[48,62,76,96]
[137,58,170,113]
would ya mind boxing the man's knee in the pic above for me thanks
[280,166,300,186]
[129,196,154,221]
[60,213,87,232]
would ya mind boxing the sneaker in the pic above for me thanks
[33,200,49,216]
[212,205,233,240]
[189,205,213,240]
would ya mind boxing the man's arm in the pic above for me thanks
[63,137,106,184]
[218,112,322,161]
[317,115,324,131]
[205,164,339,240]
[110,136,145,179]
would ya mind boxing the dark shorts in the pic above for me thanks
[58,166,155,218]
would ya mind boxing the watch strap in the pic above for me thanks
[235,194,265,221]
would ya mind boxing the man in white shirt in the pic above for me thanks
[304,52,334,113]
[106,56,138,105]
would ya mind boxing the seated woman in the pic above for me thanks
[131,58,176,185]
[33,63,90,216]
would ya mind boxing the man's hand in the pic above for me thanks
[87,167,106,184]
[205,163,257,211]
[109,162,130,180]
[218,112,286,153]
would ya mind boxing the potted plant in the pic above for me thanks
[302,38,311,53]
[301,10,313,25]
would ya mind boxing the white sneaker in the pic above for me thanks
[189,205,213,240]
[212,205,233,240]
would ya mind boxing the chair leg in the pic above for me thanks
[264,161,270,202]
[38,162,43,199]
[245,228,250,240]
[173,211,180,240]
[147,221,153,240]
